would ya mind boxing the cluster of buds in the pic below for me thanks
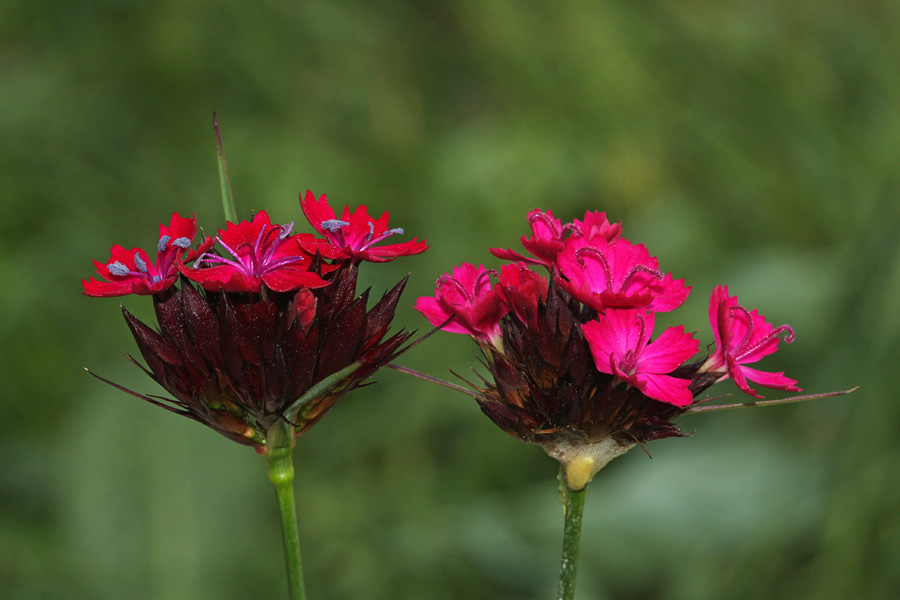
[416,209,799,489]
[83,192,427,453]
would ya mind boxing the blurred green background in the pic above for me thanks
[2,1,898,599]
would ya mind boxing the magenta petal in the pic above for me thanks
[727,357,762,398]
[574,211,622,244]
[413,297,474,335]
[184,264,260,292]
[708,285,729,345]
[639,325,699,373]
[737,365,801,393]
[160,212,197,241]
[631,372,694,407]
[582,317,623,375]
[299,190,336,237]
[647,274,691,312]
[262,270,329,293]
[414,263,508,342]
[730,309,781,362]
[81,277,136,297]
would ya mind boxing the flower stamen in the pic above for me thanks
[134,253,149,274]
[108,261,131,277]
[619,264,664,290]
[574,246,613,289]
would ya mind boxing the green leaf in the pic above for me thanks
[213,112,237,224]
[282,362,362,423]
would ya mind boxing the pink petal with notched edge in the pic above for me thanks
[412,296,480,335]
[639,325,700,374]
[627,370,694,407]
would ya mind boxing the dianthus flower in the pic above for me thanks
[413,263,509,345]
[556,235,690,313]
[299,190,428,262]
[82,213,213,297]
[181,211,330,293]
[583,309,699,407]
[416,207,801,491]
[698,285,800,398]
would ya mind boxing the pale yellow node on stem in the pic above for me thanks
[542,436,635,490]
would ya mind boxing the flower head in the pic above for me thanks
[82,213,212,297]
[413,263,509,345]
[419,207,805,489]
[700,285,800,398]
[299,190,428,262]
[183,211,330,293]
[86,191,427,453]
[471,281,707,482]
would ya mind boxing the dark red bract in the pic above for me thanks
[115,263,411,452]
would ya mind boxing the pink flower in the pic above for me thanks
[299,190,428,262]
[491,209,622,268]
[701,285,800,398]
[491,209,569,267]
[572,211,622,245]
[583,309,699,407]
[413,263,509,344]
[82,213,213,297]
[556,236,690,313]
[498,262,548,325]
[182,211,330,293]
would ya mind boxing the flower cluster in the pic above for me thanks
[416,209,799,488]
[83,192,427,452]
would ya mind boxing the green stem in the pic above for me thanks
[557,469,587,600]
[267,423,306,600]
[213,112,238,223]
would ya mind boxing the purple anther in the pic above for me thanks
[108,261,131,277]
[321,219,349,232]
[134,253,149,273]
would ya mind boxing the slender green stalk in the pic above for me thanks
[213,112,238,223]
[557,470,587,600]
[683,387,858,415]
[267,423,306,600]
